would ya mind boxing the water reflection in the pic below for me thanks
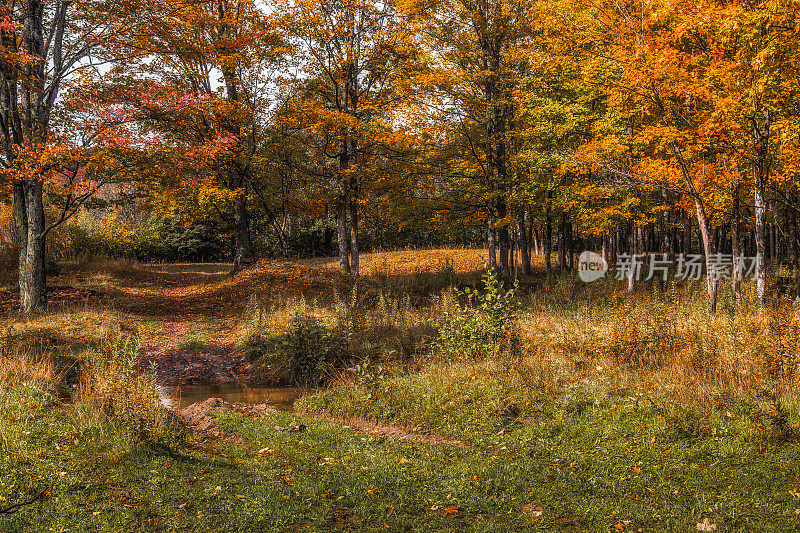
[156,384,308,412]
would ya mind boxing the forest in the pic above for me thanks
[3,0,800,531]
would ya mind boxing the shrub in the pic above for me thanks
[434,268,520,359]
[78,336,182,446]
[248,312,352,386]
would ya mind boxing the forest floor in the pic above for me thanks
[4,251,800,531]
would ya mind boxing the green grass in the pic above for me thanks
[6,375,800,532]
[179,333,211,354]
[300,367,800,531]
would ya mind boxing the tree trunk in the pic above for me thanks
[789,194,798,267]
[627,222,636,293]
[544,193,552,273]
[497,197,509,274]
[768,221,775,260]
[694,197,718,313]
[755,169,767,301]
[233,190,253,267]
[558,216,565,271]
[669,211,677,257]
[672,142,717,312]
[335,120,354,272]
[18,180,47,313]
[731,181,741,300]
[13,180,27,277]
[511,230,517,279]
[350,193,359,276]
[567,219,574,270]
[612,230,618,265]
[518,212,532,275]
[487,200,497,270]
[683,212,691,256]
[336,178,350,274]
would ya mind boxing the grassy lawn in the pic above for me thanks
[5,378,800,532]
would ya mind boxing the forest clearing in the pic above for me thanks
[4,0,800,529]
[3,251,800,531]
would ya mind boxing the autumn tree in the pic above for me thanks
[406,0,535,274]
[545,0,754,310]
[100,0,287,268]
[516,51,598,274]
[704,0,800,301]
[278,0,417,275]
[0,0,139,311]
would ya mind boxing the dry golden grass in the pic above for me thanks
[511,283,800,412]
[214,250,800,412]
[6,249,798,415]
[304,248,486,276]
[0,343,57,398]
[75,336,176,440]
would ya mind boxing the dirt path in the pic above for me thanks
[137,319,255,385]
[122,263,466,449]
[115,263,258,386]
[307,412,471,448]
[178,398,470,449]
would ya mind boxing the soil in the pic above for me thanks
[178,397,278,436]
[179,398,470,449]
[302,412,470,448]
[137,321,255,386]
[118,263,262,387]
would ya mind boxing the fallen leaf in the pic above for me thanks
[443,505,461,516]
[696,518,717,531]
[520,502,544,518]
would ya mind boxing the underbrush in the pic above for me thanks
[0,313,192,529]
[302,270,800,445]
[241,286,438,386]
[1,312,180,450]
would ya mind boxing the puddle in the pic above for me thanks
[156,385,308,412]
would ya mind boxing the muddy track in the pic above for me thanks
[137,319,255,386]
[175,397,470,450]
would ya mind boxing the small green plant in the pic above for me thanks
[179,332,209,354]
[348,359,387,390]
[434,268,520,359]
